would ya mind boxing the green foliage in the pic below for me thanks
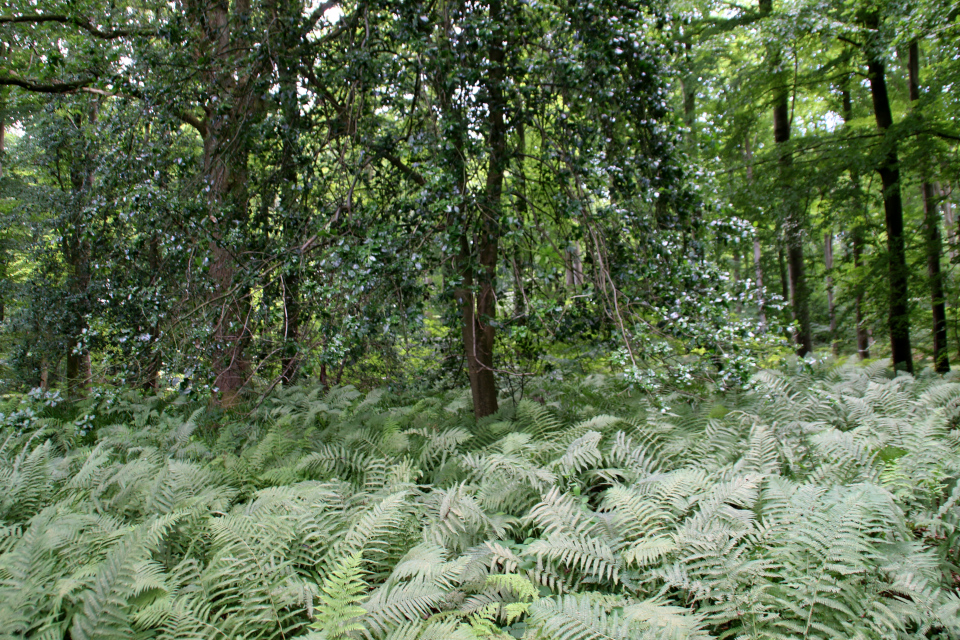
[2,364,960,639]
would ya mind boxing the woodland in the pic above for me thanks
[1,0,960,638]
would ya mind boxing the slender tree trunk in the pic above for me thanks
[762,0,810,355]
[468,0,508,418]
[778,242,789,303]
[745,137,766,327]
[909,41,949,372]
[0,87,4,180]
[851,228,871,359]
[825,232,838,355]
[841,76,871,360]
[0,89,5,324]
[938,183,957,261]
[142,235,162,392]
[775,99,812,356]
[682,41,697,150]
[64,98,100,399]
[867,43,913,372]
[278,17,303,386]
[754,238,765,327]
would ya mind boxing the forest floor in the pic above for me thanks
[1,362,959,639]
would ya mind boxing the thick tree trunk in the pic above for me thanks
[187,0,264,405]
[867,51,913,372]
[204,130,253,405]
[909,41,949,372]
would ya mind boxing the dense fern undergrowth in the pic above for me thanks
[2,363,960,640]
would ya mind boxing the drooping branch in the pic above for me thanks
[0,13,155,39]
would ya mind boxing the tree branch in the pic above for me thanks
[0,73,95,93]
[0,13,154,39]
[381,151,426,186]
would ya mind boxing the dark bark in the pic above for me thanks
[468,0,508,419]
[774,72,812,356]
[867,49,913,372]
[910,41,949,372]
[64,98,99,399]
[277,8,304,386]
[182,0,267,405]
[762,0,810,355]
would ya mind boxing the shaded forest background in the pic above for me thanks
[1,0,959,412]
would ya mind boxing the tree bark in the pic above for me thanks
[468,0,508,419]
[277,7,304,386]
[0,89,5,324]
[64,98,99,399]
[824,232,838,355]
[745,137,766,327]
[183,0,266,405]
[909,41,949,372]
[774,82,812,356]
[841,75,871,360]
[851,228,871,359]
[778,242,789,303]
[762,0,810,355]
[867,45,913,372]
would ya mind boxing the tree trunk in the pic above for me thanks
[468,0,508,419]
[278,18,303,386]
[64,98,99,399]
[841,75,871,361]
[909,41,949,372]
[753,237,765,328]
[775,91,812,356]
[142,234,163,392]
[0,89,5,324]
[867,46,913,372]
[852,228,871,359]
[938,183,957,261]
[778,242,789,303]
[824,232,838,355]
[189,0,265,405]
[762,0,810,355]
[745,136,766,327]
